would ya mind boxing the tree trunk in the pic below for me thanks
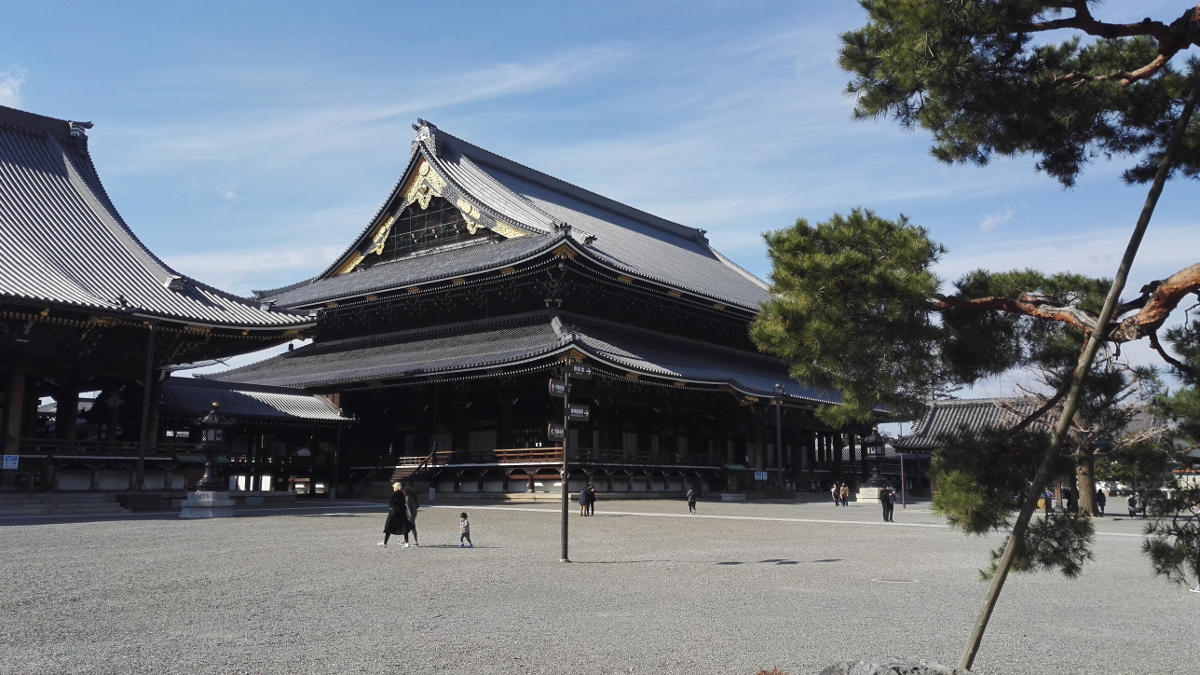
[959,77,1200,671]
[1076,448,1096,517]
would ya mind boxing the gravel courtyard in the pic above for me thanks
[0,497,1195,674]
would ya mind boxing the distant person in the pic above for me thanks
[578,485,592,516]
[402,486,420,546]
[1095,489,1106,516]
[1127,493,1138,518]
[839,483,850,506]
[687,487,697,515]
[831,483,840,505]
[458,512,473,548]
[378,482,407,549]
[881,485,895,522]
[586,483,596,516]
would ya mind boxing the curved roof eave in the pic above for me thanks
[322,338,840,406]
[264,234,565,310]
[562,237,762,313]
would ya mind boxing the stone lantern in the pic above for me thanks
[180,402,236,518]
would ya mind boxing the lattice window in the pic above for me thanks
[369,197,494,265]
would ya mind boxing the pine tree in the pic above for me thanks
[755,3,1200,668]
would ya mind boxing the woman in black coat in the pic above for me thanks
[379,482,408,548]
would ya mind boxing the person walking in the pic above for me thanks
[578,485,592,516]
[1127,493,1138,518]
[402,485,420,546]
[586,483,596,516]
[831,482,839,506]
[1095,488,1107,516]
[458,512,473,548]
[839,482,850,507]
[378,482,408,549]
[881,485,895,522]
[686,487,697,515]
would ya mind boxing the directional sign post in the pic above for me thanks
[556,360,593,563]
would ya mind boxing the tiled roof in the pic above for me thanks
[425,122,771,309]
[278,120,771,311]
[262,233,555,307]
[894,398,1042,450]
[160,377,350,423]
[0,105,311,328]
[205,310,838,403]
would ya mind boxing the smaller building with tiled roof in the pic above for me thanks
[894,398,1043,451]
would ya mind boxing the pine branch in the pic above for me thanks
[1148,329,1200,380]
[931,262,1200,346]
[1113,262,1200,340]
[1020,4,1197,86]
[930,294,1099,334]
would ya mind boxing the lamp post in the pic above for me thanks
[552,359,591,563]
[196,402,231,491]
[180,401,236,518]
[862,429,886,487]
[774,384,784,489]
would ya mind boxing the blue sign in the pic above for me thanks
[2,455,18,471]
[754,471,767,481]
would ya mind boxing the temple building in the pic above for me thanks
[0,104,345,496]
[208,120,890,496]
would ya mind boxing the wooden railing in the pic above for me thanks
[17,438,200,459]
[393,447,722,468]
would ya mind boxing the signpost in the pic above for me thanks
[553,362,592,563]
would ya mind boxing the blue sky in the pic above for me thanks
[3,1,1197,399]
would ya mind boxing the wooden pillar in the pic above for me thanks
[55,374,80,446]
[637,416,651,463]
[833,431,844,480]
[498,396,514,448]
[752,413,766,471]
[661,418,676,464]
[453,400,468,455]
[4,360,28,453]
[804,431,816,479]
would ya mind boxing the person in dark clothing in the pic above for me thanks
[686,487,697,515]
[402,486,420,545]
[586,483,596,516]
[578,485,592,516]
[1127,493,1138,518]
[1095,489,1107,516]
[378,482,408,548]
[880,485,896,522]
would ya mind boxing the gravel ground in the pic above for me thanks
[0,497,1195,674]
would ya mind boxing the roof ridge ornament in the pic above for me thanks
[68,120,93,135]
[413,118,436,155]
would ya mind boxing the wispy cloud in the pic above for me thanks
[979,208,1017,232]
[0,67,25,107]
[100,45,632,174]
[935,224,1200,289]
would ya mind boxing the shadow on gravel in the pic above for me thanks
[719,559,806,566]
